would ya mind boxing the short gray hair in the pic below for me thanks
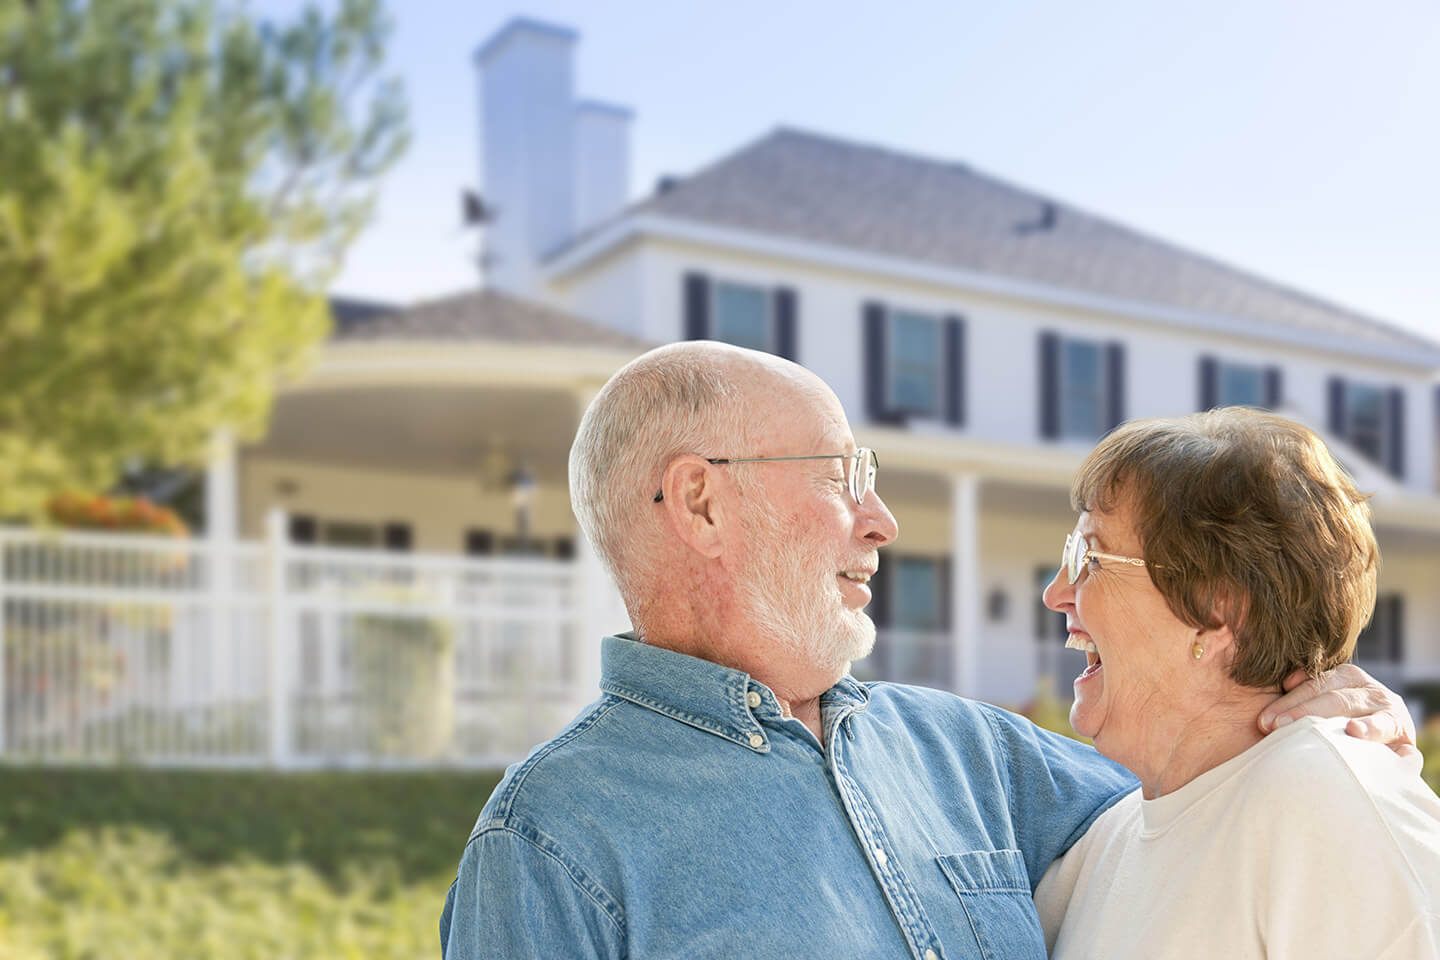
[569,343,755,602]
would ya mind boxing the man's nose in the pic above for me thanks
[858,490,899,546]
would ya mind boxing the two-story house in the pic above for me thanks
[235,17,1440,718]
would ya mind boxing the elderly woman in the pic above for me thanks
[1033,408,1440,959]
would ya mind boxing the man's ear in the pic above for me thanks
[659,455,727,559]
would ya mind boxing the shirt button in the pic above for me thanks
[873,846,888,867]
[748,733,764,748]
[746,690,762,708]
[925,950,939,960]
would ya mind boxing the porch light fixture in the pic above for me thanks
[510,464,537,544]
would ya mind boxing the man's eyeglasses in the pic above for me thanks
[652,448,879,506]
[1061,531,1149,584]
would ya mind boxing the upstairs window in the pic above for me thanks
[683,272,796,360]
[1328,377,1406,478]
[1061,340,1105,438]
[712,281,771,352]
[890,310,945,416]
[1039,332,1125,441]
[1199,356,1282,410]
[863,302,965,427]
[1219,364,1264,407]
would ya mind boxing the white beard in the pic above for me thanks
[737,505,876,673]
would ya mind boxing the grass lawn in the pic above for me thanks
[2,722,1435,960]
[0,768,502,960]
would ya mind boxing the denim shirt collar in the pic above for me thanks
[598,632,869,752]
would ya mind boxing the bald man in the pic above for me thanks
[441,342,1415,959]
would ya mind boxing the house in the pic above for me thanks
[218,17,1440,722]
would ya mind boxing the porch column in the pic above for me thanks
[206,427,238,545]
[206,427,238,745]
[950,472,982,699]
[265,508,293,767]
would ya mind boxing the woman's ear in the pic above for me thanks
[1191,622,1236,664]
[658,455,727,559]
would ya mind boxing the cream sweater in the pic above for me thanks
[1034,716,1440,959]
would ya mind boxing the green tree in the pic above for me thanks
[0,0,408,519]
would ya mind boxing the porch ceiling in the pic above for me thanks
[249,384,580,483]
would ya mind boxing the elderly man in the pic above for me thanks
[441,342,1415,959]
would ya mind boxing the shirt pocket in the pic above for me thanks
[935,849,1047,960]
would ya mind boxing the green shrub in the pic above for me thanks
[0,769,502,959]
[1420,720,1440,797]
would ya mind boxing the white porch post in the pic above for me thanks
[206,427,237,755]
[950,472,982,699]
[265,508,292,767]
[206,427,238,545]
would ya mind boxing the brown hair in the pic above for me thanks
[1071,408,1378,689]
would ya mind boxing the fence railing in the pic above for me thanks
[0,517,591,768]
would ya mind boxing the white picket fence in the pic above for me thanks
[0,517,593,768]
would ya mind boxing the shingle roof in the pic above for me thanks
[330,288,652,350]
[628,127,1436,354]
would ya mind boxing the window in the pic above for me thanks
[1199,356,1281,410]
[1034,565,1074,701]
[864,303,965,426]
[894,557,943,630]
[889,310,944,416]
[889,556,949,687]
[1345,382,1386,462]
[1039,333,1124,442]
[1218,363,1264,407]
[1061,340,1105,438]
[683,272,797,360]
[1328,377,1405,477]
[712,281,771,352]
[1355,594,1403,664]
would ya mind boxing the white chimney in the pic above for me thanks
[473,19,578,296]
[473,19,633,297]
[574,100,633,236]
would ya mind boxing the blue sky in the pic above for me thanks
[252,0,1440,345]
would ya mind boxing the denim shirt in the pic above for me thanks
[441,634,1135,959]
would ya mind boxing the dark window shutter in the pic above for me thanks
[1106,341,1126,431]
[864,302,892,424]
[465,529,495,556]
[944,316,966,426]
[683,272,710,340]
[868,554,890,628]
[1198,355,1218,410]
[773,287,797,361]
[383,523,412,552]
[1327,377,1346,435]
[1264,366,1283,409]
[1389,594,1405,661]
[937,556,952,631]
[289,514,317,545]
[1387,387,1406,479]
[1039,332,1060,440]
